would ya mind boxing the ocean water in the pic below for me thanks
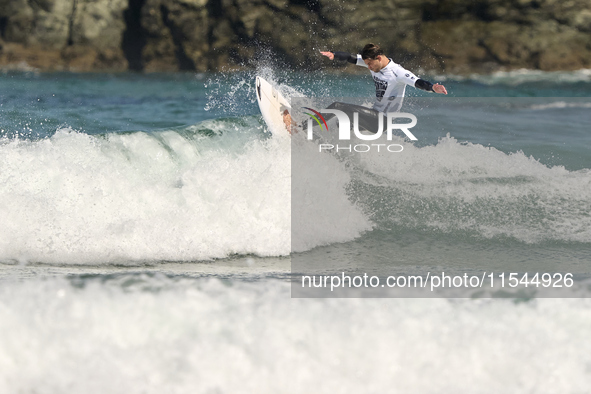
[1,67,591,391]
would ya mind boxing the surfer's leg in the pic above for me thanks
[355,107,386,134]
[325,102,384,134]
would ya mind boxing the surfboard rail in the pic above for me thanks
[255,76,293,136]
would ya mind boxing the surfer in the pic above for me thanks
[318,43,447,132]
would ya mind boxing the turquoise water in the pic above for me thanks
[2,69,589,266]
[1,68,591,391]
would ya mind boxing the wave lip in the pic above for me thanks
[0,124,291,264]
[432,68,591,85]
[528,101,591,110]
[350,134,591,244]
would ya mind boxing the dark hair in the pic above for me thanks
[361,43,384,60]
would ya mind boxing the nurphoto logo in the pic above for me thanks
[302,107,418,153]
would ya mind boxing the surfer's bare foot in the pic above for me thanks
[282,109,296,134]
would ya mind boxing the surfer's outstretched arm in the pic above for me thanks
[321,50,447,94]
[413,79,448,94]
[320,51,367,67]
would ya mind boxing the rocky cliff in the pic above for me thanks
[0,0,590,73]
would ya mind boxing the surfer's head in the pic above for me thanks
[360,43,384,60]
[361,43,388,72]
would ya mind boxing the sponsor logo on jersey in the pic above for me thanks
[373,76,388,99]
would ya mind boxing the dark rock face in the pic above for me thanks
[418,0,591,73]
[0,0,128,70]
[0,0,589,73]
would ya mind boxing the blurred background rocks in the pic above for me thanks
[0,0,589,73]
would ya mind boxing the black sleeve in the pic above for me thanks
[414,79,434,92]
[333,51,358,64]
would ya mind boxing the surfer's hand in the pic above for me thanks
[433,83,448,95]
[320,51,334,60]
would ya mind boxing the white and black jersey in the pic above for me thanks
[333,52,434,113]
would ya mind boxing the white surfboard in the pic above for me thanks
[255,76,292,137]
